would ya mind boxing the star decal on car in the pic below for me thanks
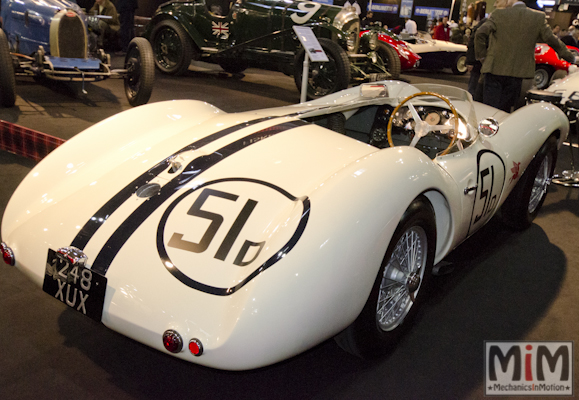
[510,161,521,183]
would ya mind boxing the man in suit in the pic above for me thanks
[474,0,574,112]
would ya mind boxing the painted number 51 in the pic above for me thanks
[168,188,265,266]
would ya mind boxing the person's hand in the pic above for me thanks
[467,65,474,72]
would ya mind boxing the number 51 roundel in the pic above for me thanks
[157,178,310,295]
[469,150,506,234]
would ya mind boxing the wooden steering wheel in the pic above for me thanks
[387,91,460,156]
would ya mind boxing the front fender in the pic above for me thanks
[145,11,206,51]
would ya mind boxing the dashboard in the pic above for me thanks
[369,104,461,158]
[308,103,469,159]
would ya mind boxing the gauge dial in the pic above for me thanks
[425,111,441,125]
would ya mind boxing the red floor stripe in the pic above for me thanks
[0,120,65,162]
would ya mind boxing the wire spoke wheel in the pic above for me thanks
[293,38,350,100]
[501,136,557,230]
[528,152,552,214]
[308,59,339,97]
[333,196,435,358]
[155,28,181,69]
[377,226,427,331]
[151,19,194,75]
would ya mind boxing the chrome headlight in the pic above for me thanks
[333,6,358,31]
[343,21,360,53]
[346,28,357,52]
[333,6,360,52]
[360,31,378,53]
[368,32,378,50]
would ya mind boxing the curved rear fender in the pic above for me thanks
[229,146,460,353]
[483,102,568,202]
[1,100,225,239]
[495,102,568,149]
[494,102,567,158]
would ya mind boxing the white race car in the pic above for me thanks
[544,68,579,106]
[0,81,568,370]
[400,31,468,75]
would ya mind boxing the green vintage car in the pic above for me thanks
[143,0,401,98]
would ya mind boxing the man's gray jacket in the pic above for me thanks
[474,3,574,79]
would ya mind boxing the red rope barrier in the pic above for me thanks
[0,120,65,162]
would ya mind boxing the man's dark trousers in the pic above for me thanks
[483,73,523,113]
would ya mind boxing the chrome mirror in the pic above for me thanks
[478,118,499,138]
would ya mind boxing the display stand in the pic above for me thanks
[300,54,310,104]
[293,26,328,103]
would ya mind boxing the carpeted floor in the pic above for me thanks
[0,65,577,399]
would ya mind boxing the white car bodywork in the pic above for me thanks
[1,81,568,370]
[546,69,579,104]
[400,31,468,74]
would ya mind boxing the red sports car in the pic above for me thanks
[534,43,579,89]
[361,29,421,76]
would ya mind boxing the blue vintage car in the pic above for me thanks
[0,0,154,107]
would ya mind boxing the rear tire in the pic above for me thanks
[0,29,16,108]
[501,136,557,230]
[150,19,195,75]
[376,42,401,80]
[124,37,155,107]
[335,196,436,358]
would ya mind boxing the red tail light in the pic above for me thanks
[189,338,203,357]
[1,242,15,266]
[162,330,183,353]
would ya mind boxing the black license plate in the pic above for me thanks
[43,248,107,322]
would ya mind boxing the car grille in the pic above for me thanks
[56,14,86,58]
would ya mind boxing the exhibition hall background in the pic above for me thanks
[73,0,481,30]
[74,0,578,33]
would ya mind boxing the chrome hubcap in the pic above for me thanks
[406,272,421,294]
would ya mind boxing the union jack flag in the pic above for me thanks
[212,21,229,40]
